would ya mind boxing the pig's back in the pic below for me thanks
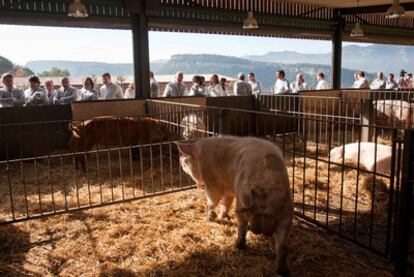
[198,136,289,190]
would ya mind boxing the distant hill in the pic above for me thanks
[0,55,33,77]
[26,60,134,77]
[244,44,414,75]
[156,54,361,89]
[25,52,375,89]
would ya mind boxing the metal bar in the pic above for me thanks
[0,186,197,226]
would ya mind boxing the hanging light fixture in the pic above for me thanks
[350,0,364,37]
[243,11,259,29]
[350,22,364,37]
[68,0,88,18]
[386,0,405,19]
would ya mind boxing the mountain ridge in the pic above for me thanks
[24,53,366,89]
[243,44,414,74]
[21,44,412,89]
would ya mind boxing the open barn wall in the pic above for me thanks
[1,92,414,273]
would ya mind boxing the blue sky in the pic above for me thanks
[0,24,365,65]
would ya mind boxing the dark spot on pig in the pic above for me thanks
[265,153,283,172]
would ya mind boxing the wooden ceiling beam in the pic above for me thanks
[0,11,131,29]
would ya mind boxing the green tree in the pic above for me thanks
[39,67,70,77]
[0,56,13,75]
[22,67,34,77]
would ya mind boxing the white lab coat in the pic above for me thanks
[99,83,123,100]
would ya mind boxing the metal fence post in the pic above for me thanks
[394,129,414,276]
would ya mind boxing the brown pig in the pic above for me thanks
[70,116,172,171]
[177,136,293,276]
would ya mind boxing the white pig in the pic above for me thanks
[374,100,413,123]
[176,136,293,276]
[330,142,393,176]
[181,113,205,140]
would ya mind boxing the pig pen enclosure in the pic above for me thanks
[0,92,413,276]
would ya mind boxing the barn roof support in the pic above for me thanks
[331,12,344,90]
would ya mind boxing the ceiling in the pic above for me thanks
[288,0,414,8]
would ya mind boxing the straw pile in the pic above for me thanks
[0,189,392,276]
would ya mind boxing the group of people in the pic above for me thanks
[271,71,329,94]
[3,67,410,107]
[162,70,330,98]
[0,72,138,107]
[162,72,229,97]
[353,70,414,90]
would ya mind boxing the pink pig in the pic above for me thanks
[177,136,293,276]
[330,142,393,176]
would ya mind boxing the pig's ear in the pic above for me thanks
[236,187,253,213]
[176,141,196,156]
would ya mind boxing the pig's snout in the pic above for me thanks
[249,214,277,237]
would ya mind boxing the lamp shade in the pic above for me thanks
[350,22,364,37]
[68,0,88,18]
[386,0,405,19]
[243,12,258,29]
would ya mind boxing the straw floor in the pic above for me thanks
[0,138,397,276]
[0,189,393,277]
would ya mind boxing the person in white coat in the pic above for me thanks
[79,77,98,101]
[24,75,49,106]
[163,71,187,97]
[316,72,329,90]
[0,73,25,107]
[370,72,386,90]
[44,79,58,104]
[248,72,262,97]
[54,77,78,104]
[150,71,160,97]
[290,73,310,94]
[188,75,207,96]
[386,73,398,90]
[352,71,370,89]
[233,72,252,96]
[124,82,136,99]
[208,74,226,97]
[273,70,290,94]
[99,73,123,100]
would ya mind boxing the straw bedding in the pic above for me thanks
[0,189,393,276]
[0,138,396,276]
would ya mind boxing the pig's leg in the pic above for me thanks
[273,218,291,277]
[205,190,220,221]
[218,194,234,220]
[235,213,248,249]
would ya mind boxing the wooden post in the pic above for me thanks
[131,3,150,99]
[361,100,373,142]
[394,129,414,276]
[331,12,343,90]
